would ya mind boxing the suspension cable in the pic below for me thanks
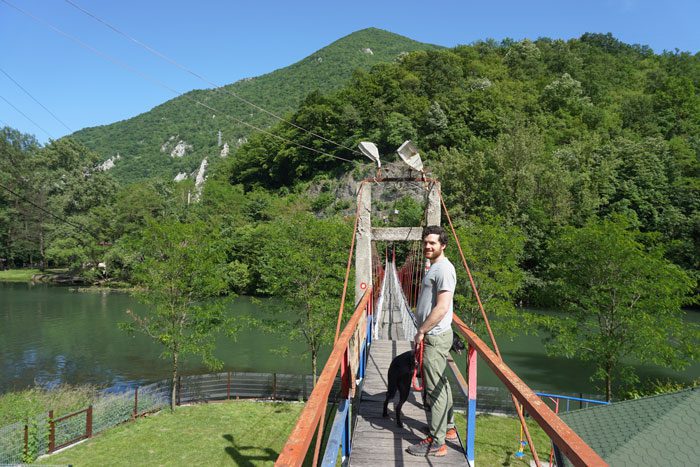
[438,188,542,467]
[1,0,354,164]
[63,0,361,156]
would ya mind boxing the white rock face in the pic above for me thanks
[174,172,188,182]
[170,141,192,158]
[220,143,230,158]
[97,153,121,171]
[193,158,208,202]
[236,137,247,146]
[161,135,176,153]
[362,48,374,55]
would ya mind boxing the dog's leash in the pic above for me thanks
[412,340,424,391]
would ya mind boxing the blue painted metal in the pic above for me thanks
[534,393,610,406]
[466,345,477,466]
[321,399,349,466]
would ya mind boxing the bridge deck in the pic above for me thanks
[349,340,466,466]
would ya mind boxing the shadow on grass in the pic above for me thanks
[223,434,278,466]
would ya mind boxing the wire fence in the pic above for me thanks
[0,371,316,465]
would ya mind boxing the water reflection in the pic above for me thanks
[1,282,698,395]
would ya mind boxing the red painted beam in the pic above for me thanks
[452,315,608,467]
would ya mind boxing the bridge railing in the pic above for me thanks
[451,314,608,467]
[276,288,374,467]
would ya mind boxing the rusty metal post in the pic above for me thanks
[177,376,181,406]
[86,405,93,438]
[227,371,231,400]
[272,373,277,400]
[48,410,55,453]
[23,423,28,459]
[133,386,139,419]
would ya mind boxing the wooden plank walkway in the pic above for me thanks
[349,340,466,466]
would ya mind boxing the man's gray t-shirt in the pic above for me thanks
[416,257,456,336]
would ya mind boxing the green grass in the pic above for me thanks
[0,269,41,282]
[34,399,553,466]
[0,385,99,425]
[39,401,303,466]
[455,412,553,466]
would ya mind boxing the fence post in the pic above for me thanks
[23,423,28,459]
[272,373,277,400]
[86,405,93,439]
[48,410,55,453]
[177,376,182,406]
[227,371,231,400]
[133,386,139,419]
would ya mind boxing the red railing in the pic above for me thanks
[276,288,373,466]
[452,315,607,467]
[47,406,93,453]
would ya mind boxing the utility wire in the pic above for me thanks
[0,67,73,132]
[0,181,97,239]
[63,0,361,156]
[0,0,354,163]
[0,94,54,139]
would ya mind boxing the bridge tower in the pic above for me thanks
[354,177,441,305]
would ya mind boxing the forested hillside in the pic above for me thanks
[69,28,441,184]
[225,33,700,284]
[2,31,698,397]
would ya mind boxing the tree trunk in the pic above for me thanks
[312,350,317,387]
[605,364,612,402]
[171,349,179,410]
[39,229,45,272]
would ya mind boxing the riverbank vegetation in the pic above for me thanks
[0,269,41,282]
[1,31,698,398]
[0,385,98,426]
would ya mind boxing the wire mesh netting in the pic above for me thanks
[0,371,318,464]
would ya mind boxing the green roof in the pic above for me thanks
[559,388,700,466]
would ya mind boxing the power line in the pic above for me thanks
[0,0,354,163]
[63,0,361,156]
[0,67,73,132]
[0,181,96,238]
[0,94,54,139]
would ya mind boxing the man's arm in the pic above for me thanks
[414,290,453,346]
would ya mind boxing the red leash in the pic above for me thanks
[412,340,425,391]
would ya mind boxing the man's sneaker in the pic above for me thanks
[406,436,447,457]
[419,425,458,441]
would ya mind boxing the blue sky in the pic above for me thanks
[1,0,698,144]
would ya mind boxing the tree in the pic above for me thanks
[542,217,698,400]
[452,217,528,337]
[122,220,243,409]
[252,213,351,384]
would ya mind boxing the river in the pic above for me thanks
[1,282,698,395]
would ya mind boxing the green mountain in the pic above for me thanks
[69,28,441,184]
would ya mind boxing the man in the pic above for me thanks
[406,225,457,457]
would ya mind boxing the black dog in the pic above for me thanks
[382,335,465,428]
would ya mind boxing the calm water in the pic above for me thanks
[1,282,698,395]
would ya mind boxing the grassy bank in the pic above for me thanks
[0,269,41,282]
[39,401,303,466]
[34,399,550,466]
[455,412,551,466]
[0,385,99,426]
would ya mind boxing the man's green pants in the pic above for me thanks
[423,329,455,445]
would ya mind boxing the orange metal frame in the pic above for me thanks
[276,288,373,466]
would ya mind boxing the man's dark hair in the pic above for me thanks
[422,225,448,246]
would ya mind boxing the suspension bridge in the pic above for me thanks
[274,176,608,467]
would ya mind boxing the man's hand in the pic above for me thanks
[414,330,424,347]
